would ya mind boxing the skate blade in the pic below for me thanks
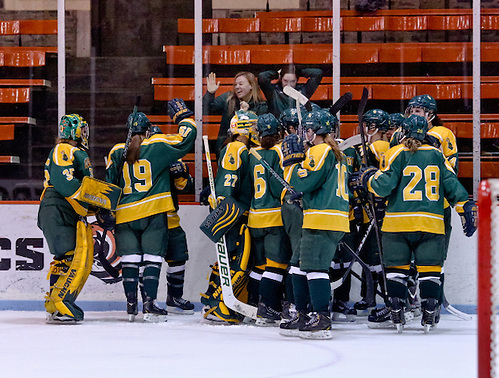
[367,313,413,330]
[298,330,332,340]
[46,313,79,324]
[167,306,194,315]
[255,318,280,327]
[331,312,356,323]
[128,314,137,322]
[200,317,236,326]
[279,328,300,337]
[396,323,404,333]
[143,313,168,323]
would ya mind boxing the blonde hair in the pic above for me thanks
[227,72,264,115]
[324,134,344,162]
[403,138,422,153]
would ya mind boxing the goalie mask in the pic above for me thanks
[363,109,390,135]
[404,114,428,141]
[128,112,151,134]
[229,110,259,145]
[257,113,280,137]
[405,94,437,122]
[59,114,89,149]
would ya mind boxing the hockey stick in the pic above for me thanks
[338,134,362,151]
[329,91,353,115]
[442,292,472,321]
[95,96,141,279]
[203,135,258,320]
[248,148,301,200]
[283,85,312,111]
[356,87,389,299]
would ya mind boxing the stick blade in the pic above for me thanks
[329,91,353,115]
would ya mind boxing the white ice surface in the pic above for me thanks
[0,311,476,378]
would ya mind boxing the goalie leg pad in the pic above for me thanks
[48,220,94,321]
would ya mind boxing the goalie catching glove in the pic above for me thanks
[457,200,477,237]
[168,98,194,124]
[282,133,305,167]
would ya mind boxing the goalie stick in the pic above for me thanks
[95,96,142,279]
[442,292,472,321]
[203,135,258,320]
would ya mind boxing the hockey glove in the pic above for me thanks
[168,98,194,124]
[348,171,362,194]
[282,133,305,167]
[199,185,211,206]
[374,196,387,221]
[359,166,378,192]
[351,197,364,225]
[96,209,116,231]
[169,160,189,179]
[459,200,477,237]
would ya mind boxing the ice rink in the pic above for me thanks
[0,310,476,378]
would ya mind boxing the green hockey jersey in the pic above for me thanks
[106,118,197,224]
[367,143,468,234]
[248,146,284,228]
[41,142,94,216]
[215,140,252,211]
[285,143,350,232]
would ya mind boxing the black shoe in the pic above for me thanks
[368,306,391,323]
[331,299,357,322]
[256,302,281,327]
[421,298,440,332]
[280,311,309,337]
[143,297,168,322]
[167,295,195,315]
[299,311,332,339]
[354,299,376,311]
[126,292,138,322]
[389,297,406,333]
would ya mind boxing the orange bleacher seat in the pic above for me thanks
[218,18,260,33]
[0,156,20,164]
[481,15,499,30]
[342,16,385,32]
[208,46,251,65]
[385,16,428,31]
[371,84,417,100]
[427,15,471,30]
[302,17,335,32]
[422,43,469,62]
[481,44,499,61]
[250,45,293,65]
[260,17,302,33]
[177,18,219,34]
[3,50,45,67]
[164,45,209,65]
[378,43,423,63]
[19,20,57,35]
[341,44,378,64]
[459,160,499,179]
[0,124,15,140]
[0,87,30,103]
[0,20,20,35]
[417,83,463,100]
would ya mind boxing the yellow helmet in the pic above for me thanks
[229,110,259,145]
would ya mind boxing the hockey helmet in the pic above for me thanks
[303,109,338,136]
[128,112,151,134]
[147,125,163,137]
[58,114,89,149]
[388,113,406,130]
[405,114,428,141]
[229,110,259,144]
[363,109,390,132]
[279,108,300,132]
[257,113,280,137]
[405,94,437,120]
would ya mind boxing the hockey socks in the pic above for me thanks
[291,266,309,312]
[166,262,187,299]
[307,272,331,313]
[142,254,163,300]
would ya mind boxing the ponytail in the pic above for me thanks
[403,138,422,153]
[324,134,344,162]
[126,134,145,165]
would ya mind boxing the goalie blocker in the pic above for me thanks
[200,196,246,243]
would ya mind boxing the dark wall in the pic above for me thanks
[91,0,212,57]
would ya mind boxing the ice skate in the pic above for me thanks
[421,298,440,333]
[143,297,168,322]
[255,302,281,327]
[353,298,376,312]
[331,299,357,322]
[166,295,195,315]
[299,312,332,340]
[45,312,79,324]
[281,301,296,323]
[126,292,138,322]
[279,311,309,337]
[390,298,406,333]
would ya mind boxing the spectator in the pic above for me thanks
[258,65,323,117]
[203,71,267,156]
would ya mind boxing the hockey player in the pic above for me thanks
[353,109,390,312]
[142,126,195,314]
[280,109,350,339]
[247,113,289,326]
[106,99,196,322]
[200,110,256,323]
[39,114,106,323]
[405,94,457,310]
[353,114,477,332]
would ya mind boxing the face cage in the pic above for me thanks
[405,106,435,123]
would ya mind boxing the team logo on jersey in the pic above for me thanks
[91,223,122,284]
[309,156,316,168]
[446,138,453,151]
[61,151,69,162]
[228,153,235,165]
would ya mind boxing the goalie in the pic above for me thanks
[38,114,119,323]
